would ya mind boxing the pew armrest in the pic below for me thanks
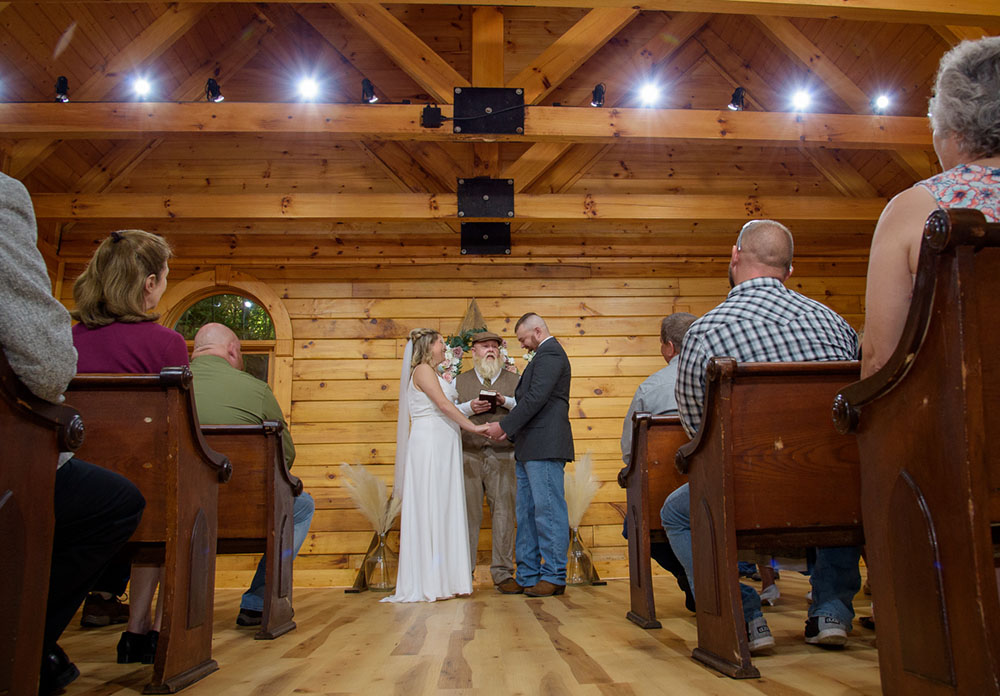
[675,357,735,474]
[833,209,1000,435]
[1,350,85,451]
[618,411,651,488]
[260,420,303,495]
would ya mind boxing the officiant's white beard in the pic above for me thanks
[474,354,502,382]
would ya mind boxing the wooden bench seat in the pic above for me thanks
[67,367,231,695]
[675,358,862,679]
[202,422,302,640]
[0,351,84,696]
[833,208,1000,695]
[617,412,689,629]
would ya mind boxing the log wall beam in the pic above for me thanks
[31,192,886,221]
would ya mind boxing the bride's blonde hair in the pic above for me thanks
[409,328,440,368]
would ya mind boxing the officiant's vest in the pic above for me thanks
[456,368,518,453]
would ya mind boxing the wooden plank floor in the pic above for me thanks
[58,572,880,695]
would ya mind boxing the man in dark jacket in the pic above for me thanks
[484,313,573,596]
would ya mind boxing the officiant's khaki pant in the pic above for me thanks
[464,445,516,583]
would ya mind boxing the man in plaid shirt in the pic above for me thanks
[661,219,861,653]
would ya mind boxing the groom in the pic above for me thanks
[484,313,573,597]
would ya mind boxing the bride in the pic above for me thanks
[384,328,492,602]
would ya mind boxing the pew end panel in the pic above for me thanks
[203,421,300,640]
[67,368,230,694]
[0,351,84,696]
[619,413,689,629]
[677,358,862,680]
[834,208,1000,696]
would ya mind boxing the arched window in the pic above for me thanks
[174,294,276,383]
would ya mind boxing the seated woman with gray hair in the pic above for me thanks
[861,36,1000,379]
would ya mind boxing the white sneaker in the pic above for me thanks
[759,584,780,606]
[804,616,848,647]
[746,616,775,653]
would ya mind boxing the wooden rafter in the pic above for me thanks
[22,1,1000,26]
[11,3,212,180]
[72,12,274,194]
[501,12,709,191]
[0,103,933,149]
[31,192,887,221]
[508,7,640,105]
[335,3,469,103]
[753,16,940,182]
[932,25,991,45]
[472,6,504,176]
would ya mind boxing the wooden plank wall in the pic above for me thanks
[57,247,867,587]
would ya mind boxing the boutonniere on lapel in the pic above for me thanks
[522,350,536,364]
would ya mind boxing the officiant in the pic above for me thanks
[456,331,522,594]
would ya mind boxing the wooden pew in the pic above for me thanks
[675,358,862,679]
[833,208,1000,696]
[617,412,689,629]
[0,351,84,696]
[202,422,302,640]
[67,367,231,695]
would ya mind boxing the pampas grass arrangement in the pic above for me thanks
[339,463,401,535]
[564,452,599,529]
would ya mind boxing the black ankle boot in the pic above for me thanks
[117,631,156,664]
[143,631,159,664]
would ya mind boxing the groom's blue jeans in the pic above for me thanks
[515,459,569,587]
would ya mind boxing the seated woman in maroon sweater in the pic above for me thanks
[71,229,188,664]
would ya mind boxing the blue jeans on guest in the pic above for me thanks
[241,492,315,611]
[515,459,569,587]
[661,484,762,622]
[661,483,861,626]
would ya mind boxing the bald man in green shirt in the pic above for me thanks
[190,323,314,627]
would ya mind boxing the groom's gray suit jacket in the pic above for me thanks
[500,337,574,462]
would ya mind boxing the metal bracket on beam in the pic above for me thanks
[453,87,524,135]
[457,177,514,219]
[461,222,511,256]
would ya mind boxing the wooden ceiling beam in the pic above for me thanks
[472,6,505,176]
[13,3,212,180]
[335,3,469,103]
[753,16,939,182]
[508,7,640,105]
[23,1,1000,26]
[72,12,274,194]
[0,102,933,149]
[932,25,990,46]
[31,192,886,222]
[696,27,877,197]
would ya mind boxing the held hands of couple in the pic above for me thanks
[481,421,506,441]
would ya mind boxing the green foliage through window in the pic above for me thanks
[174,294,276,341]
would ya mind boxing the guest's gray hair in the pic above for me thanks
[660,313,697,350]
[928,37,1000,159]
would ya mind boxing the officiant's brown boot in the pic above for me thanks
[524,580,565,597]
[496,578,524,594]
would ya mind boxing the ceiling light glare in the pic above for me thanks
[791,90,811,111]
[133,77,151,98]
[873,94,891,113]
[639,83,660,107]
[298,77,319,101]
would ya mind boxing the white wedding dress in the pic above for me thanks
[382,375,472,602]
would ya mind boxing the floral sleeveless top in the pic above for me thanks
[918,164,1000,222]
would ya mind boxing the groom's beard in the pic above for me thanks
[474,354,502,382]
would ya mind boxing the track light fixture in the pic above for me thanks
[727,86,745,111]
[361,78,378,104]
[55,75,69,102]
[205,78,224,103]
[590,83,606,108]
